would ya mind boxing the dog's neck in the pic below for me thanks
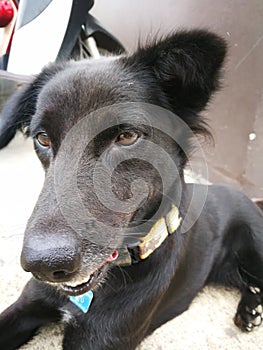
[115,204,182,266]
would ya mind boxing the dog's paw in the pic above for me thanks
[234,286,263,332]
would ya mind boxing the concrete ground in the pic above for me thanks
[0,136,263,349]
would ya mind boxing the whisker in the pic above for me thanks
[105,265,132,292]
[116,265,132,286]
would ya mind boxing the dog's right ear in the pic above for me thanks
[125,30,227,115]
[0,63,66,149]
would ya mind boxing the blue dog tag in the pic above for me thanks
[69,290,94,313]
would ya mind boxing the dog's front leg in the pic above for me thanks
[0,278,65,350]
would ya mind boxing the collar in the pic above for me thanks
[115,204,182,266]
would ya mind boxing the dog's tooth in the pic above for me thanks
[65,277,91,287]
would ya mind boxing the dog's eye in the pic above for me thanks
[36,132,51,148]
[116,131,139,146]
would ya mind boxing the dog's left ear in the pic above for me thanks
[127,29,227,113]
[0,63,67,149]
[0,83,35,149]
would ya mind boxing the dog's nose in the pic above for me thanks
[20,237,81,283]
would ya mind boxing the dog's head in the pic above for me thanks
[0,30,226,295]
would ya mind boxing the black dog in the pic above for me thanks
[0,30,263,350]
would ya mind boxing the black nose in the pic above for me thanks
[21,236,81,283]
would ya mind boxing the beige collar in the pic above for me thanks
[116,205,182,266]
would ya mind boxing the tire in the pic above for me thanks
[70,28,125,60]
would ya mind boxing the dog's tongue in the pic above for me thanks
[106,250,118,262]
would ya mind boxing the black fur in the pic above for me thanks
[0,30,263,350]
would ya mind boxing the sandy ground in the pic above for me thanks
[0,136,263,349]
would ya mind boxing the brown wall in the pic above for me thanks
[92,0,263,197]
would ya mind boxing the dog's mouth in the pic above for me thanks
[60,250,118,296]
[60,263,108,296]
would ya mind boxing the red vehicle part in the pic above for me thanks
[0,0,17,68]
[0,0,14,27]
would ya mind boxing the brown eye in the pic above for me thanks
[36,132,51,148]
[116,131,139,146]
